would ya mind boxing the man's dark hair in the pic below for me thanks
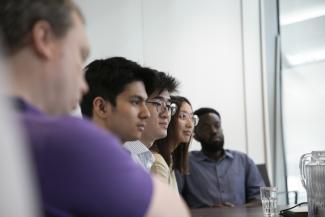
[153,71,178,96]
[139,67,161,96]
[0,0,83,56]
[194,107,221,119]
[80,57,158,118]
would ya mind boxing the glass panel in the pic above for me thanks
[279,0,325,203]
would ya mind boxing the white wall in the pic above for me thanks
[79,0,144,63]
[77,0,267,163]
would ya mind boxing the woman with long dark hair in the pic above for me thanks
[150,96,198,191]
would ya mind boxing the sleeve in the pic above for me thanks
[150,153,170,185]
[39,118,153,217]
[245,155,266,201]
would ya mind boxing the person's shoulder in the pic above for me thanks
[57,116,114,137]
[188,150,202,159]
[152,152,169,168]
[22,114,121,153]
[189,150,200,156]
[227,149,247,157]
[227,149,256,164]
[153,152,165,161]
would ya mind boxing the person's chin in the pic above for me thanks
[128,135,141,142]
[131,130,143,140]
[206,142,223,152]
[181,135,191,143]
[156,131,167,140]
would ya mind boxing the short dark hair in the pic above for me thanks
[80,57,158,118]
[153,72,179,96]
[152,96,192,175]
[194,107,221,120]
[0,0,83,56]
[139,67,160,96]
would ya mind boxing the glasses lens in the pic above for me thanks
[193,115,199,126]
[170,103,177,116]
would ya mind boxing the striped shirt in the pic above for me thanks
[124,140,155,170]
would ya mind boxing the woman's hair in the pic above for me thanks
[152,95,192,175]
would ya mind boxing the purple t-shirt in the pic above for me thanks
[16,99,153,217]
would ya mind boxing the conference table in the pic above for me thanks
[191,206,282,217]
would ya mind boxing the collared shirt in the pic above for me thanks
[151,152,179,192]
[124,140,155,170]
[178,150,265,208]
[16,98,153,217]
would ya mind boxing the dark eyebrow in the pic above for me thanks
[180,110,193,115]
[151,96,171,103]
[130,95,147,101]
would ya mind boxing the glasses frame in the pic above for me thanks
[178,111,199,126]
[146,100,178,116]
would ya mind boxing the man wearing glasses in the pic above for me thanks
[124,71,178,170]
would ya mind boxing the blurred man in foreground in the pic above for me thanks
[0,0,189,216]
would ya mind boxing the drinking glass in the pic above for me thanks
[260,186,278,216]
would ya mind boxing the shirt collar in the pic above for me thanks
[13,97,42,115]
[197,149,234,161]
[124,140,151,155]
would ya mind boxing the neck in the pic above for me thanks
[202,148,224,161]
[92,116,126,144]
[168,138,178,153]
[140,136,155,148]
[9,50,56,115]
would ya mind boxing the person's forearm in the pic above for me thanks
[245,199,262,207]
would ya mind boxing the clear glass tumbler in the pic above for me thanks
[260,186,278,216]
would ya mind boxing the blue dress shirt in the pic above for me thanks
[177,150,265,208]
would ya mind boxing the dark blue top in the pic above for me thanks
[177,150,264,208]
[16,99,153,217]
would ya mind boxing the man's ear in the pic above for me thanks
[93,97,111,118]
[30,20,57,59]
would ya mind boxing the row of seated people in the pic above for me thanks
[80,57,266,208]
[1,0,264,216]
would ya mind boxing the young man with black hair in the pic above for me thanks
[80,57,156,143]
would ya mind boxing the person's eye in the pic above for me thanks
[179,113,187,119]
[131,99,141,105]
[151,102,162,107]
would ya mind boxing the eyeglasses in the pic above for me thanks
[146,100,178,116]
[178,111,199,126]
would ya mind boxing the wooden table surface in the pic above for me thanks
[191,206,281,217]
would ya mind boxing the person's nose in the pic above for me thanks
[210,126,218,134]
[185,118,194,129]
[159,104,169,119]
[139,104,151,120]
